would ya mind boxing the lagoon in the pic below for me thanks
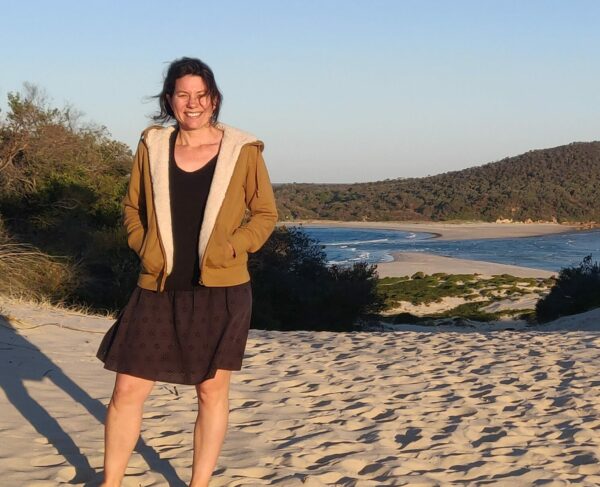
[300,226,600,272]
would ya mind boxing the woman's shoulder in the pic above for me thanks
[140,125,175,140]
[216,122,264,149]
[137,125,177,148]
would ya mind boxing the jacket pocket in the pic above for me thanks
[227,236,249,265]
[207,232,248,269]
[139,233,162,274]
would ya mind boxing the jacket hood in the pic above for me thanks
[141,122,263,275]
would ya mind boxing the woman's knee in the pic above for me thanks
[111,373,154,408]
[197,369,231,404]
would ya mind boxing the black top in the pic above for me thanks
[164,130,218,291]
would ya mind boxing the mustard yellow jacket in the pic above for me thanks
[123,123,278,291]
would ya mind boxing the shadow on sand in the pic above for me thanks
[0,312,186,486]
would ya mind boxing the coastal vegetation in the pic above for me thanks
[3,84,600,329]
[248,225,384,331]
[376,273,554,323]
[0,218,75,302]
[536,255,600,322]
[0,84,136,310]
[273,142,600,223]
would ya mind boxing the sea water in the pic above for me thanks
[299,226,600,272]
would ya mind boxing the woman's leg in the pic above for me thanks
[101,372,155,487]
[189,369,232,487]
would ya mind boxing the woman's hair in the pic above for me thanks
[152,57,223,125]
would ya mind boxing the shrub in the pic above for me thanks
[536,255,600,322]
[249,225,384,331]
[0,84,132,310]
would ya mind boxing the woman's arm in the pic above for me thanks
[122,139,148,256]
[228,144,278,257]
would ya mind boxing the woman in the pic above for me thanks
[96,57,278,487]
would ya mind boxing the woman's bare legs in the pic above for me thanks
[100,372,155,487]
[189,369,232,487]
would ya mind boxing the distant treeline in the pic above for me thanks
[274,141,600,223]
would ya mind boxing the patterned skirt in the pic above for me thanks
[96,281,252,385]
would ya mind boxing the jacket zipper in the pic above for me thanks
[255,158,260,198]
[198,245,204,285]
[155,211,169,292]
[198,225,216,286]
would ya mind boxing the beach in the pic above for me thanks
[282,221,583,278]
[281,220,583,241]
[2,297,600,486]
[376,252,556,279]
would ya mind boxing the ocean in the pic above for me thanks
[298,226,600,272]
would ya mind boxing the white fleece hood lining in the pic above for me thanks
[144,123,258,275]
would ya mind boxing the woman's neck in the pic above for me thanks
[176,124,223,148]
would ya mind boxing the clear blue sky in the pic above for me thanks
[2,0,599,183]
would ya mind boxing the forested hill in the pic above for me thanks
[274,141,600,223]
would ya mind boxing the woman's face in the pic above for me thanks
[167,74,215,130]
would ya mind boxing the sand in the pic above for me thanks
[2,297,600,486]
[281,220,584,241]
[376,252,556,279]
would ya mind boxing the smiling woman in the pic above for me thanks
[95,56,278,487]
[167,76,215,129]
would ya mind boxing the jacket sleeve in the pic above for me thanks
[122,138,148,256]
[229,144,278,255]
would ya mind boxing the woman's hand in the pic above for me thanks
[227,241,236,258]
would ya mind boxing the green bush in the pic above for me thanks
[536,255,600,322]
[0,84,132,310]
[249,225,384,331]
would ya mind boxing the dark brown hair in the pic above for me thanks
[152,57,223,125]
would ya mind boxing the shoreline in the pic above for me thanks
[376,251,556,279]
[278,220,585,241]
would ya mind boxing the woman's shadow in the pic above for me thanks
[0,312,186,486]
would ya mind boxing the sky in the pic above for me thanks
[1,0,599,184]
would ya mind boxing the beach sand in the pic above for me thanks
[376,252,556,279]
[281,220,584,241]
[2,297,600,486]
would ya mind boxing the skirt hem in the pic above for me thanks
[100,361,243,385]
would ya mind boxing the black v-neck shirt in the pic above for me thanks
[164,130,219,291]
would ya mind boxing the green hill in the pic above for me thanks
[274,141,600,223]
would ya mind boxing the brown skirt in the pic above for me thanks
[96,281,252,385]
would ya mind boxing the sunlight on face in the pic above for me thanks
[167,74,215,130]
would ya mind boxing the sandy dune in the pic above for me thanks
[2,297,600,486]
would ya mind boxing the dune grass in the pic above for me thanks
[376,273,554,323]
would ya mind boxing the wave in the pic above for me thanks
[325,238,390,246]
